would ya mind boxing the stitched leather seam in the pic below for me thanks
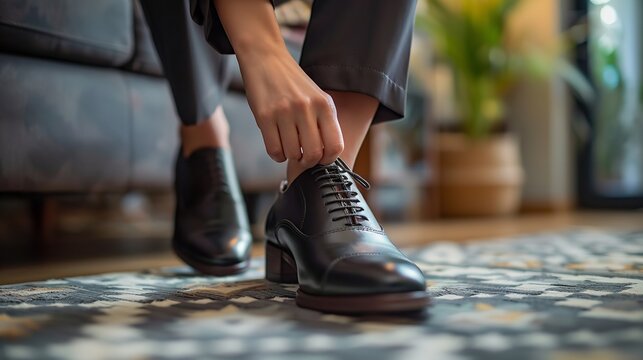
[0,21,133,53]
[275,221,387,242]
[309,227,385,239]
[276,219,308,239]
[297,183,306,230]
[276,221,405,292]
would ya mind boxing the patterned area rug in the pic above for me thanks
[1,229,642,360]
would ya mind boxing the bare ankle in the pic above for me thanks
[181,107,230,156]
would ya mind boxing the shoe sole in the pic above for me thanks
[296,289,430,314]
[173,244,249,276]
[265,242,430,314]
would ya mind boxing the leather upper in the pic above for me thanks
[265,160,426,296]
[0,0,166,76]
[0,1,293,193]
[174,148,252,266]
[0,0,134,67]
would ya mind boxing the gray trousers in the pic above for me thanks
[141,0,416,126]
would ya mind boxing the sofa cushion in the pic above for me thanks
[127,75,178,188]
[123,0,164,77]
[0,0,133,68]
[0,54,131,192]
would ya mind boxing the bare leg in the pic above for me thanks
[326,91,378,168]
[180,106,230,156]
[286,91,378,182]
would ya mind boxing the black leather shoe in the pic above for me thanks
[173,147,252,275]
[265,158,429,314]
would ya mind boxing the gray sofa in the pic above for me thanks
[0,0,286,194]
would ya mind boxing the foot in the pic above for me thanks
[264,158,429,314]
[173,147,252,275]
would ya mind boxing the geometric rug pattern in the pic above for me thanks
[1,229,641,359]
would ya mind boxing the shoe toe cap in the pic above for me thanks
[322,255,426,295]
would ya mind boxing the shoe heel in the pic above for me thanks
[265,242,298,284]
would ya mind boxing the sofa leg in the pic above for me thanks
[30,197,57,256]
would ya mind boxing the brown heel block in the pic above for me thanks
[265,242,298,284]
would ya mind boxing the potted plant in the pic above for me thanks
[416,0,591,217]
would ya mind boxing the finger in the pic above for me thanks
[316,96,344,164]
[297,113,324,168]
[277,119,302,161]
[259,121,286,162]
[297,102,324,167]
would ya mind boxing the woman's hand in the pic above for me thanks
[214,0,343,166]
[239,51,344,165]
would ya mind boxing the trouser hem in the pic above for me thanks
[302,64,406,124]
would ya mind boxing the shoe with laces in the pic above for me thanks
[173,148,252,275]
[264,158,429,313]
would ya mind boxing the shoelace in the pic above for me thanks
[311,158,371,226]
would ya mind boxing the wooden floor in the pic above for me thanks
[1,211,640,285]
